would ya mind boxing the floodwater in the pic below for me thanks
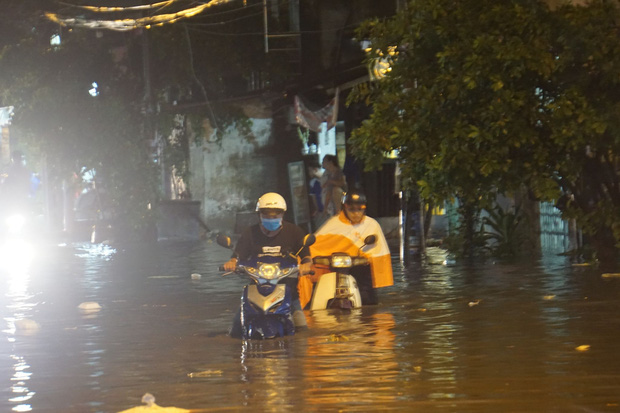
[1,238,620,412]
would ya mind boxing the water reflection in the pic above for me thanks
[0,240,619,412]
[303,310,398,408]
[2,253,37,412]
[238,340,296,410]
[0,240,35,275]
[8,355,33,412]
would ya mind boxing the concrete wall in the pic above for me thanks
[188,101,278,234]
[156,200,203,241]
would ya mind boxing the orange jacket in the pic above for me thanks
[299,211,394,309]
[309,210,394,287]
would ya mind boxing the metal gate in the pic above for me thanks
[539,202,574,253]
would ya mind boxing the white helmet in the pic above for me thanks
[256,192,287,212]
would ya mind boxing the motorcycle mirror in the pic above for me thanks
[363,235,377,246]
[357,234,377,256]
[303,233,316,247]
[293,234,316,258]
[216,233,233,249]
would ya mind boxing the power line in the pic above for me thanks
[46,0,237,31]
[184,10,264,29]
[57,0,180,13]
[186,21,362,37]
[49,0,361,35]
[182,23,220,132]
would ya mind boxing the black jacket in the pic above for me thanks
[233,221,310,262]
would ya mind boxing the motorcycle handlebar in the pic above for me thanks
[219,265,239,275]
[313,256,331,266]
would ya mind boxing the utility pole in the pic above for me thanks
[140,27,167,199]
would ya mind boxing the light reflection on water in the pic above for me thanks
[3,253,37,412]
[0,240,619,412]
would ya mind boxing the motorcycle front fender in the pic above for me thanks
[309,272,362,311]
[246,315,295,339]
[238,285,296,339]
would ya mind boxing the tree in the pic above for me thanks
[0,2,158,240]
[349,0,620,267]
[0,1,269,240]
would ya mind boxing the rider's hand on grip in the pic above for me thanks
[299,262,313,277]
[222,258,238,272]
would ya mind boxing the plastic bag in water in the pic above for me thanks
[117,393,190,412]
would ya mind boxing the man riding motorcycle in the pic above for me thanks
[223,192,313,334]
[304,190,393,307]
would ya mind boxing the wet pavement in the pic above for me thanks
[1,238,620,412]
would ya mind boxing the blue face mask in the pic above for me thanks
[261,217,282,232]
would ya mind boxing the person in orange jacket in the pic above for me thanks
[303,190,393,307]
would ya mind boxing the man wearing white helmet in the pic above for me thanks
[223,192,313,330]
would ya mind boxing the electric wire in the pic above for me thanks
[184,10,264,28]
[182,23,220,133]
[57,0,264,18]
[57,0,179,13]
[185,21,361,36]
[46,0,237,30]
[48,0,357,33]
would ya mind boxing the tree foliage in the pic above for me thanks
[0,1,271,239]
[349,0,620,265]
[0,2,158,239]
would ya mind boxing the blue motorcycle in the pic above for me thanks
[217,234,314,340]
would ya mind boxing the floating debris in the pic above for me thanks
[575,345,591,352]
[190,273,202,280]
[602,273,620,278]
[14,319,40,335]
[188,369,223,378]
[543,295,556,300]
[142,393,156,407]
[468,300,481,307]
[78,302,101,313]
[118,393,190,413]
[327,334,349,342]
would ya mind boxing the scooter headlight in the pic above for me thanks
[331,254,353,269]
[6,214,26,234]
[258,263,282,280]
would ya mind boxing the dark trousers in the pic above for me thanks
[351,265,379,305]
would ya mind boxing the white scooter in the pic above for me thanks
[308,235,376,311]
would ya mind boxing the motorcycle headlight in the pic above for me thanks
[258,263,282,280]
[331,254,353,269]
[6,214,26,234]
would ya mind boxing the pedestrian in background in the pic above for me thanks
[307,161,326,229]
[321,154,346,216]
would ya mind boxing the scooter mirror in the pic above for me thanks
[363,235,377,246]
[293,234,316,258]
[216,234,233,249]
[303,233,316,247]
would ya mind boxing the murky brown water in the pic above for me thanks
[1,239,620,412]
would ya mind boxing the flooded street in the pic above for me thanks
[1,239,620,412]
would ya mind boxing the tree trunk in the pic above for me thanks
[459,200,478,258]
[424,200,434,241]
[589,227,619,271]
